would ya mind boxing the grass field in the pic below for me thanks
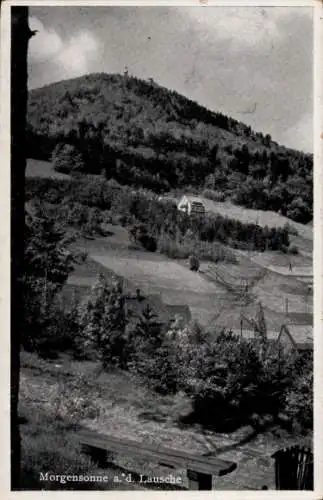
[65,255,312,332]
[64,216,313,331]
[90,255,219,294]
[26,158,71,180]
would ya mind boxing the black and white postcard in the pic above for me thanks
[1,0,322,497]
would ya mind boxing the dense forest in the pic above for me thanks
[27,73,313,223]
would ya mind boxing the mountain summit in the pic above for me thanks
[27,73,312,223]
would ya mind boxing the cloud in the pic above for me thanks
[178,6,311,51]
[29,17,99,78]
[282,112,313,153]
[29,16,63,62]
[179,8,278,49]
[56,31,99,75]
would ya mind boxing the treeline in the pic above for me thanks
[26,176,290,253]
[27,73,313,223]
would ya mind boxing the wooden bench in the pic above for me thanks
[77,428,237,490]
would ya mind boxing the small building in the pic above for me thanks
[277,324,313,353]
[125,292,191,332]
[177,195,206,216]
[167,304,192,327]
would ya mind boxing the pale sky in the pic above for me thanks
[28,6,313,152]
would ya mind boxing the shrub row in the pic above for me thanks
[26,176,290,253]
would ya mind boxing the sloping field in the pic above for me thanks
[253,273,313,316]
[88,253,312,330]
[26,158,71,180]
[90,254,232,325]
[265,266,313,278]
[246,249,312,267]
[69,221,312,330]
[246,249,312,273]
[201,198,313,240]
[90,255,219,294]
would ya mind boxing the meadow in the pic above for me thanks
[63,217,313,332]
[26,158,71,180]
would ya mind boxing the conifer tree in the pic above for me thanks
[77,274,127,368]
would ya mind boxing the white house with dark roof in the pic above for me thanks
[177,195,206,216]
[226,324,313,354]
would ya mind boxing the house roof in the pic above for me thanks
[230,329,279,341]
[126,294,191,325]
[180,195,205,205]
[167,304,192,320]
[280,324,313,347]
[219,325,313,348]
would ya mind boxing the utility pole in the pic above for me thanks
[285,297,289,315]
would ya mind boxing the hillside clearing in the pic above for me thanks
[170,194,313,240]
[66,223,313,331]
[90,255,219,294]
[26,158,71,180]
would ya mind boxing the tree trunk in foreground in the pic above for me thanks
[11,6,31,490]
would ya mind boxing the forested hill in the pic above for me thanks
[27,72,312,223]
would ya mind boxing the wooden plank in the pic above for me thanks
[77,429,236,477]
[78,438,234,475]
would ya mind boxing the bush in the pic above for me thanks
[173,329,308,432]
[22,206,85,355]
[26,177,291,253]
[130,339,179,394]
[21,432,97,490]
[198,242,238,264]
[178,333,263,429]
[287,244,299,255]
[189,254,200,271]
[157,236,238,264]
[77,274,128,368]
[140,233,157,252]
[283,222,299,236]
[51,143,85,174]
[129,223,157,252]
[284,356,313,430]
[127,306,180,393]
[45,372,102,424]
[157,237,191,259]
[202,189,226,202]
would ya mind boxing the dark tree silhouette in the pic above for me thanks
[11,6,33,489]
